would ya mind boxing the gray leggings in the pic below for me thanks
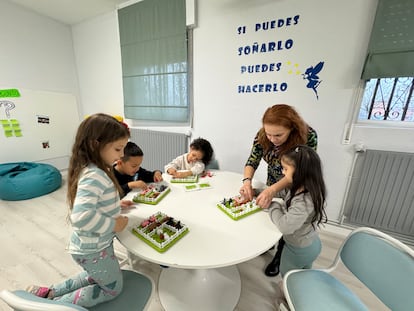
[280,236,322,277]
[52,244,123,308]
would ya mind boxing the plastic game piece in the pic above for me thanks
[132,182,171,205]
[132,212,189,252]
[170,174,199,183]
[184,182,212,191]
[217,195,261,220]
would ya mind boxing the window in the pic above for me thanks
[358,0,414,123]
[118,0,191,125]
[358,77,414,122]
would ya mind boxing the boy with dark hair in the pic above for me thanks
[114,141,163,198]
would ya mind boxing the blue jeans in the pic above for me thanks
[280,236,322,277]
[52,243,123,308]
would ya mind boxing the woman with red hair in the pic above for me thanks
[239,104,318,277]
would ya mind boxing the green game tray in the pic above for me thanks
[132,212,189,253]
[217,197,261,220]
[170,174,199,183]
[132,184,171,205]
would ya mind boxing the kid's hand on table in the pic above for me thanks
[130,180,147,189]
[256,188,274,209]
[121,200,135,210]
[114,215,129,232]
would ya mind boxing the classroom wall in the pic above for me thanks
[71,0,396,223]
[3,0,413,223]
[0,0,81,169]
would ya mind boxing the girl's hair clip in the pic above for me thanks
[295,147,300,153]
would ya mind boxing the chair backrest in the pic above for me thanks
[206,158,219,170]
[339,227,414,311]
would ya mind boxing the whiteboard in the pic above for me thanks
[0,88,80,167]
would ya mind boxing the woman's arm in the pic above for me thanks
[240,133,263,200]
[240,165,256,200]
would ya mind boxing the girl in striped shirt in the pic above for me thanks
[27,113,133,308]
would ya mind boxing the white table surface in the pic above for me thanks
[116,170,281,311]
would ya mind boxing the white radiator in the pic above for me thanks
[129,129,189,172]
[342,149,414,242]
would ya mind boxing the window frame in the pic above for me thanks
[357,77,414,125]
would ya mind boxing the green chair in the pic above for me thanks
[279,227,414,311]
[0,270,153,311]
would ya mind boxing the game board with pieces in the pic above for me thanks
[170,174,199,183]
[132,182,171,205]
[132,212,189,252]
[217,195,261,220]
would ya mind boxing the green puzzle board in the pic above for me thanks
[217,200,261,221]
[132,212,189,253]
[132,187,171,205]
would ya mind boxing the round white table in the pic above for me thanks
[117,170,281,311]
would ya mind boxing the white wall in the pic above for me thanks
[4,0,410,223]
[190,0,379,222]
[0,0,81,169]
[72,0,396,222]
[72,11,124,118]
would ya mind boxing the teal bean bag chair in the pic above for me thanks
[0,162,62,201]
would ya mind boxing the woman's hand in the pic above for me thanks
[240,180,254,201]
[114,215,128,232]
[256,187,275,209]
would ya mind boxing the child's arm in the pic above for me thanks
[165,154,186,175]
[153,170,163,182]
[190,161,205,175]
[136,167,156,182]
[120,199,135,210]
[128,180,148,190]
[172,170,193,178]
[268,194,312,235]
[113,215,129,232]
[166,167,177,176]
[169,160,204,177]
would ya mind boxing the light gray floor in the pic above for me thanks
[0,173,388,310]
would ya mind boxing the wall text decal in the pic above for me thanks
[236,15,324,99]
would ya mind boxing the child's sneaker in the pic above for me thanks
[26,285,51,298]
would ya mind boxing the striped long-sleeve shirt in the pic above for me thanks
[67,165,121,255]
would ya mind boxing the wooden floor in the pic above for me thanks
[0,173,389,310]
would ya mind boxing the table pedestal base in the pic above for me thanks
[158,266,241,311]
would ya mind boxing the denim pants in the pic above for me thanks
[52,243,123,307]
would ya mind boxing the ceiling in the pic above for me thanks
[8,0,133,25]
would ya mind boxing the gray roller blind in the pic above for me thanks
[362,0,414,79]
[118,0,188,122]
